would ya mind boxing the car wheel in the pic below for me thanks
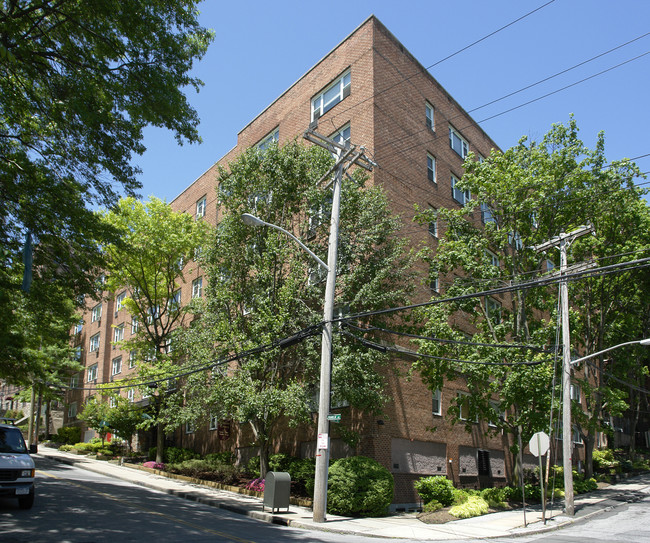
[18,492,34,510]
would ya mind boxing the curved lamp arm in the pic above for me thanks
[241,213,329,272]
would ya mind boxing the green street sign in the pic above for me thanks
[327,413,341,422]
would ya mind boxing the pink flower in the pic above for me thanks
[245,478,265,492]
[143,461,165,470]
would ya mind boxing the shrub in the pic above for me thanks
[413,476,454,507]
[574,477,598,494]
[449,495,489,519]
[58,444,74,452]
[54,426,82,445]
[246,456,260,477]
[205,451,236,464]
[165,458,244,485]
[422,499,443,513]
[452,488,472,505]
[327,456,394,517]
[166,447,200,464]
[481,487,508,508]
[286,457,316,497]
[593,448,617,471]
[269,453,296,473]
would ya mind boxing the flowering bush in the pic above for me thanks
[245,478,265,492]
[143,461,165,470]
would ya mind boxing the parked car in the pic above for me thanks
[0,423,35,509]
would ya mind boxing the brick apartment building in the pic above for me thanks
[66,15,584,507]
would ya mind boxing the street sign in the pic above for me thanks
[327,413,341,422]
[529,431,550,457]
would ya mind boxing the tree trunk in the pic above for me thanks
[629,390,640,462]
[584,433,595,479]
[156,423,164,464]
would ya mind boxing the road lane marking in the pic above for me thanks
[39,470,255,542]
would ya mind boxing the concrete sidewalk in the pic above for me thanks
[35,445,650,540]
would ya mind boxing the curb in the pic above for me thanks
[36,450,650,540]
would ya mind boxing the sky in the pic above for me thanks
[134,0,650,203]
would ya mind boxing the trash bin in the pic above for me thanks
[263,471,291,513]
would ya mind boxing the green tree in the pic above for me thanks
[413,118,647,479]
[0,1,213,374]
[105,393,143,453]
[175,141,415,476]
[78,395,111,445]
[101,196,209,463]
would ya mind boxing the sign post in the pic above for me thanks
[529,431,550,524]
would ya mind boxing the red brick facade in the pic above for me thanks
[66,16,583,508]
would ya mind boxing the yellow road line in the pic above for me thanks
[39,470,255,543]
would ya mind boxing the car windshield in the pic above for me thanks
[0,428,28,453]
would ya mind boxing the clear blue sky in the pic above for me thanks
[134,0,650,202]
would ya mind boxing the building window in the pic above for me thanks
[331,123,351,148]
[486,297,502,324]
[311,70,351,121]
[109,397,117,408]
[428,206,438,238]
[573,425,582,444]
[116,292,126,313]
[185,422,195,434]
[451,175,471,205]
[457,392,478,422]
[131,316,139,335]
[488,400,505,427]
[481,202,496,225]
[432,389,442,416]
[449,126,468,158]
[485,249,500,268]
[129,350,137,369]
[430,271,439,293]
[570,383,581,402]
[89,333,100,353]
[74,346,82,361]
[171,289,181,310]
[68,402,77,419]
[209,414,219,431]
[426,102,434,131]
[74,319,83,334]
[427,153,436,183]
[91,303,102,323]
[196,195,207,219]
[256,127,279,151]
[113,324,124,344]
[70,374,79,389]
[112,356,122,376]
[87,364,98,382]
[192,277,203,298]
[127,388,135,403]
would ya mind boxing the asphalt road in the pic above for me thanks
[0,456,350,543]
[2,457,649,543]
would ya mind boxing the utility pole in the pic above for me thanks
[304,123,374,523]
[533,224,593,517]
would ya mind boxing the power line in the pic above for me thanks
[334,1,557,122]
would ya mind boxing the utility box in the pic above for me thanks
[263,471,291,513]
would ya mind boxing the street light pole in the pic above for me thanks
[312,162,342,523]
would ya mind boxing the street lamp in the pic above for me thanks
[562,337,650,514]
[570,338,650,366]
[242,202,341,523]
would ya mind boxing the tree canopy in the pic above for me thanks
[0,1,213,379]
[174,141,415,475]
[413,118,648,472]
[100,196,209,462]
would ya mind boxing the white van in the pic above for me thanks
[0,423,35,509]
